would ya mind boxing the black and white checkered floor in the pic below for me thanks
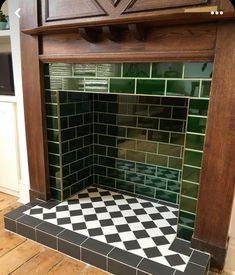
[24,186,190,272]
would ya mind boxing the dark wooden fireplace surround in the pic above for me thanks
[19,0,235,271]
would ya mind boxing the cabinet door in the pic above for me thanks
[0,102,19,193]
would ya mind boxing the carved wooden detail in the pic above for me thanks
[102,25,121,42]
[79,27,101,43]
[128,24,146,41]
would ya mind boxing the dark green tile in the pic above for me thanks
[63,78,84,91]
[71,181,85,194]
[63,173,77,188]
[98,94,118,102]
[138,117,158,129]
[50,188,62,201]
[118,115,137,127]
[76,125,91,137]
[44,64,49,75]
[49,63,72,76]
[148,130,170,143]
[149,106,171,118]
[128,104,148,116]
[180,196,197,213]
[110,79,135,94]
[170,133,185,145]
[49,165,61,179]
[48,154,60,166]
[49,177,62,189]
[152,63,183,78]
[85,78,108,93]
[135,185,155,198]
[47,130,59,142]
[98,176,116,188]
[60,117,68,129]
[145,176,166,189]
[126,172,145,185]
[184,150,202,167]
[95,124,107,135]
[61,142,69,154]
[181,181,199,198]
[201,81,211,98]
[108,126,126,137]
[127,128,146,140]
[167,80,200,97]
[160,119,184,132]
[168,157,183,170]
[136,163,156,176]
[99,156,116,168]
[69,138,83,151]
[46,117,59,129]
[116,180,135,193]
[108,147,118,158]
[183,166,201,183]
[94,165,107,176]
[62,151,77,166]
[45,77,62,90]
[99,135,116,147]
[70,160,84,174]
[45,91,58,104]
[155,189,177,203]
[60,104,76,116]
[126,150,145,163]
[136,80,165,95]
[58,91,68,103]
[94,145,106,155]
[179,211,196,228]
[69,115,83,128]
[73,64,96,76]
[139,96,161,105]
[161,97,187,106]
[146,154,168,166]
[189,99,209,116]
[63,188,71,200]
[177,225,193,241]
[97,64,121,77]
[157,167,179,181]
[172,108,188,120]
[186,134,204,151]
[184,62,213,78]
[117,160,135,171]
[99,113,117,124]
[94,101,107,112]
[123,63,150,77]
[108,168,125,180]
[167,180,180,193]
[158,143,181,157]
[48,142,59,154]
[187,117,207,134]
[61,128,76,141]
[76,102,91,114]
[46,104,58,116]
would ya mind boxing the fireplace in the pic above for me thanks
[5,0,235,272]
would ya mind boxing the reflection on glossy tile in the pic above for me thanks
[184,62,213,78]
[146,154,168,166]
[152,63,183,78]
[184,150,202,167]
[187,117,207,134]
[110,79,135,93]
[201,81,211,98]
[136,80,165,95]
[63,78,84,91]
[49,63,72,76]
[181,181,199,199]
[145,176,166,189]
[97,64,121,77]
[85,78,108,93]
[183,166,201,183]
[167,80,200,97]
[189,99,208,116]
[158,143,181,158]
[123,63,150,77]
[186,134,204,151]
[74,64,96,76]
[180,196,197,213]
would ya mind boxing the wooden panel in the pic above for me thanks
[124,0,208,13]
[44,0,106,22]
[42,23,216,62]
[192,21,235,270]
[20,0,50,201]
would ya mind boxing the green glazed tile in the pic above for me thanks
[149,106,171,118]
[108,147,119,158]
[99,113,116,124]
[69,138,83,151]
[155,189,178,203]
[186,134,204,151]
[179,211,196,228]
[47,130,59,142]
[44,64,50,75]
[117,138,136,150]
[62,151,77,165]
[108,126,126,137]
[63,188,71,200]
[63,173,77,188]
[127,128,146,140]
[146,154,168,166]
[184,62,213,78]
[94,144,106,155]
[47,117,59,129]
[126,172,145,185]
[187,117,207,134]
[128,104,148,116]
[94,165,107,176]
[184,150,202,167]
[172,108,188,120]
[73,64,96,76]
[183,166,201,183]
[60,117,68,129]
[110,79,135,94]
[161,97,187,107]
[135,185,155,198]
[45,91,58,104]
[50,188,62,200]
[49,165,61,179]
[139,96,161,105]
[123,63,150,77]
[189,99,209,116]
[69,115,83,128]
[168,157,183,169]
[158,143,182,157]
[108,168,125,180]
[136,163,156,176]
[60,104,76,116]
[61,128,76,141]
[138,117,159,130]
[58,91,68,103]
[71,181,85,194]
[126,150,145,163]
[85,78,108,93]
[181,181,199,198]
[160,119,184,133]
[118,115,137,127]
[46,104,58,117]
[49,63,72,77]
[167,80,200,97]
[201,81,211,98]
[177,225,193,241]
[180,196,197,213]
[70,160,85,174]
[148,130,170,143]
[99,135,116,147]
[117,159,135,171]
[116,180,135,193]
[48,142,59,154]
[63,78,84,91]
[152,63,183,78]
[137,141,157,153]
[61,142,69,154]
[97,64,121,77]
[48,153,60,166]
[45,77,62,90]
[99,156,116,168]
[170,133,185,145]
[145,176,166,189]
[157,167,179,181]
[98,176,116,188]
[167,180,180,193]
[136,80,165,95]
[49,177,62,189]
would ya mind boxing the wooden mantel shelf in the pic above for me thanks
[23,11,235,36]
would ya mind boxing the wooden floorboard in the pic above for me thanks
[0,192,109,275]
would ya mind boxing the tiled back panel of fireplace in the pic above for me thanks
[44,62,212,240]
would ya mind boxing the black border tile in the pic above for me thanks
[17,223,36,240]
[108,258,137,275]
[36,230,58,249]
[25,199,45,207]
[4,205,30,220]
[36,221,64,236]
[190,250,210,267]
[169,238,192,257]
[38,200,60,209]
[81,237,113,256]
[17,215,43,228]
[81,247,107,271]
[138,258,175,275]
[174,262,207,275]
[58,229,88,245]
[58,238,81,259]
[4,217,17,232]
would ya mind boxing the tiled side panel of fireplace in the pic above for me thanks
[44,62,212,240]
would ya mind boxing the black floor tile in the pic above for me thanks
[169,238,192,256]
[17,215,43,228]
[25,199,44,208]
[108,258,137,275]
[138,258,175,275]
[190,250,210,267]
[165,254,186,267]
[174,262,206,275]
[39,200,60,209]
[82,237,113,256]
[4,217,16,232]
[58,238,80,260]
[58,229,87,245]
[108,248,143,268]
[4,205,29,220]
[158,200,179,209]
[81,248,107,271]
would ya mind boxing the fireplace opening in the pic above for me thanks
[44,62,212,242]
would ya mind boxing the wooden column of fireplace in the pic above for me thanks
[19,0,235,270]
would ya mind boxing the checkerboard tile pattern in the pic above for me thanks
[23,186,192,272]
